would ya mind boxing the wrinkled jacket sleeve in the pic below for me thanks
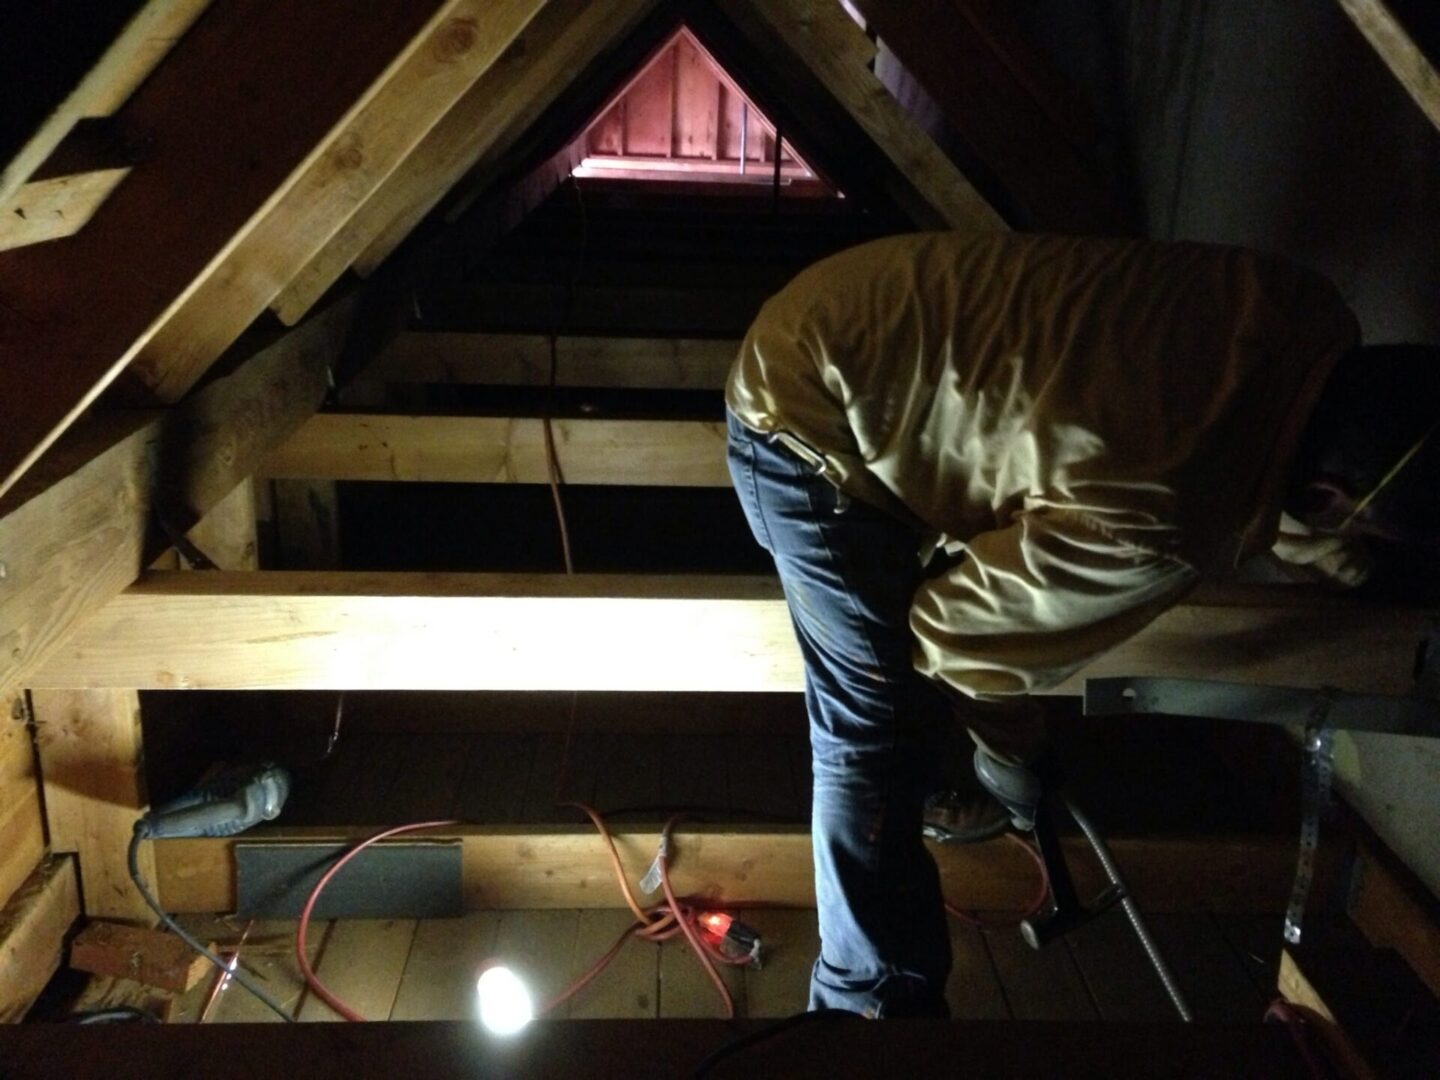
[910,508,1198,698]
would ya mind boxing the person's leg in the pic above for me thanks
[727,412,951,1017]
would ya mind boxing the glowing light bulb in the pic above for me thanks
[476,964,534,1035]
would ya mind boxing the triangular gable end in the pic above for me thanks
[570,26,833,196]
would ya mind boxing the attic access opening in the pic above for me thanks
[569,26,835,197]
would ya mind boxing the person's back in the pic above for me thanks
[728,232,1359,577]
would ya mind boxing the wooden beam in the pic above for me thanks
[0,167,132,253]
[31,690,156,925]
[0,295,353,701]
[151,824,1327,916]
[69,921,209,993]
[1278,949,1381,1080]
[260,415,730,486]
[0,694,44,913]
[0,1017,1317,1076]
[0,0,441,502]
[28,574,1433,697]
[184,479,259,571]
[854,0,1133,233]
[357,333,736,392]
[0,0,210,207]
[132,0,551,401]
[1349,840,1440,999]
[276,0,664,320]
[0,857,81,1022]
[272,481,342,570]
[1336,0,1440,132]
[716,0,1005,231]
[420,278,772,337]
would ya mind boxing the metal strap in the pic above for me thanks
[1283,700,1336,946]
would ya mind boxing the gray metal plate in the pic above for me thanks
[235,839,463,919]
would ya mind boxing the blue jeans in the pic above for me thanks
[727,411,952,1017]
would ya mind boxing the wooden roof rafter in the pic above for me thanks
[0,0,1025,508]
[1335,0,1440,132]
[0,0,212,210]
[271,0,671,327]
[851,0,1135,233]
[0,0,546,504]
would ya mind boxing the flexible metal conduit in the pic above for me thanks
[1065,798,1194,1023]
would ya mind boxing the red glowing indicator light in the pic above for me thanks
[699,912,733,937]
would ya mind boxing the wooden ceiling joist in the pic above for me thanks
[0,0,442,503]
[261,415,730,487]
[356,333,736,392]
[151,824,1324,916]
[0,296,355,701]
[272,0,666,326]
[29,573,1431,698]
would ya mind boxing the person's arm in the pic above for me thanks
[911,507,1199,703]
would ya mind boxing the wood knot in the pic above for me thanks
[330,134,365,172]
[434,17,479,61]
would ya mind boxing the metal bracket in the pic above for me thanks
[1084,677,1440,739]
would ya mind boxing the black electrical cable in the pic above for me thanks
[127,829,295,1022]
[691,1009,854,1078]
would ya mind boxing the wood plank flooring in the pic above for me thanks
[149,907,1277,1025]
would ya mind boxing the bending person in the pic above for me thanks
[725,232,1438,1018]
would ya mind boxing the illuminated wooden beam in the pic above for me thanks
[1336,0,1440,132]
[261,414,729,486]
[0,167,131,252]
[151,823,1328,915]
[28,574,1431,698]
[716,0,1004,231]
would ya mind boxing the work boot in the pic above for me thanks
[972,748,1048,832]
[922,787,1010,843]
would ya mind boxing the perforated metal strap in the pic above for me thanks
[1283,700,1337,946]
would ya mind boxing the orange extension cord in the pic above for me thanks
[293,809,754,1022]
[292,808,1050,1022]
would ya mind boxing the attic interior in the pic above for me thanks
[0,1,1438,1076]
